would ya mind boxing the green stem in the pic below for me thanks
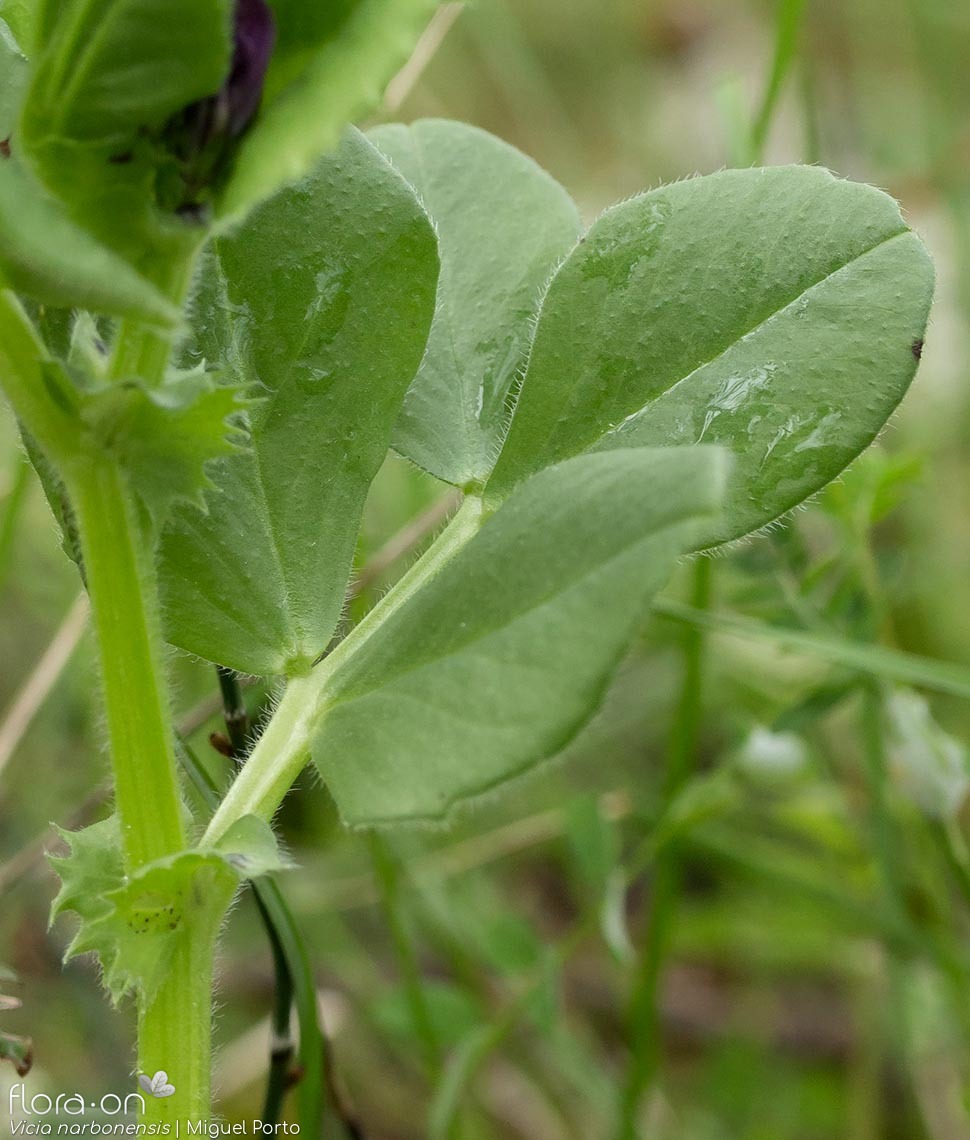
[617,556,712,1139]
[108,246,198,385]
[212,667,302,1132]
[65,421,225,1130]
[64,242,214,1123]
[748,0,809,164]
[253,881,329,1135]
[253,887,296,1128]
[137,891,230,1129]
[652,600,970,700]
[178,739,330,1136]
[67,459,185,867]
[202,496,486,847]
[861,683,906,927]
[217,665,251,759]
[368,833,442,1078]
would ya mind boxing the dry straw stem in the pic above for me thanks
[0,592,89,782]
[350,490,460,599]
[382,3,465,113]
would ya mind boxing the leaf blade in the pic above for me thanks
[24,0,231,142]
[311,446,727,825]
[370,119,582,487]
[487,166,934,544]
[159,128,439,674]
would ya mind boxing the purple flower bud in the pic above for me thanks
[161,0,276,210]
[223,0,277,139]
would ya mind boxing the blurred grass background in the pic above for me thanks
[4,0,970,1137]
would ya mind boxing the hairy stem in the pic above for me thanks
[203,495,485,846]
[65,450,228,1127]
[64,243,217,1123]
[67,453,222,1126]
[213,668,302,1131]
[68,459,185,867]
[108,245,199,385]
[136,885,231,1128]
[179,739,333,1134]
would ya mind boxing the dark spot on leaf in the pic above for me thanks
[109,151,133,165]
[0,137,10,159]
[911,338,923,360]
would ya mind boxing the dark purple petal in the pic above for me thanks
[160,0,276,209]
[225,0,276,138]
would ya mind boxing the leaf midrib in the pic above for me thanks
[324,503,711,708]
[504,216,909,485]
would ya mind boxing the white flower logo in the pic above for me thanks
[138,1071,176,1098]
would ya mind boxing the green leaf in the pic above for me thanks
[0,17,28,132]
[4,0,73,58]
[16,0,231,267]
[80,367,247,527]
[369,119,582,488]
[654,600,970,700]
[0,19,179,320]
[487,167,934,545]
[159,128,439,675]
[50,815,287,1003]
[23,0,231,142]
[311,446,727,825]
[372,981,482,1052]
[213,814,294,877]
[0,157,181,322]
[0,4,31,50]
[221,0,439,217]
[71,852,238,1003]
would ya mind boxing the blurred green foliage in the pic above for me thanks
[4,0,970,1137]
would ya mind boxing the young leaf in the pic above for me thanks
[158,128,439,675]
[50,815,287,1003]
[311,446,727,825]
[487,167,934,545]
[80,368,247,527]
[0,159,181,322]
[15,0,231,267]
[369,119,582,488]
[0,21,180,321]
[213,813,294,876]
[23,0,232,142]
[220,0,440,217]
